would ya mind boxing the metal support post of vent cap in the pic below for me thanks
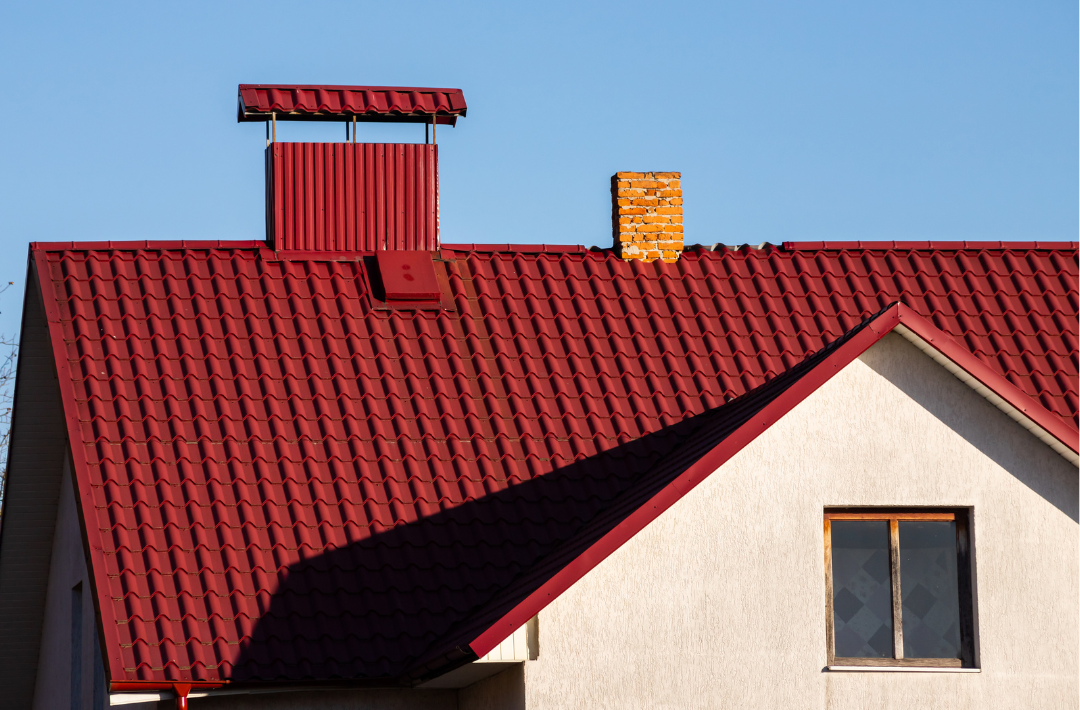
[272,112,276,143]
[352,115,357,144]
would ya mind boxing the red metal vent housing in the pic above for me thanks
[239,84,466,125]
[267,143,439,252]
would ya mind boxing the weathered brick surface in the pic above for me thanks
[611,171,683,262]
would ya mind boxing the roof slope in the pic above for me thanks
[27,241,1078,685]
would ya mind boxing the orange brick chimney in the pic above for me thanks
[611,172,683,261]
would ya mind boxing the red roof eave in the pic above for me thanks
[468,303,1079,658]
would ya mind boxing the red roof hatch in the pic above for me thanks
[376,250,442,303]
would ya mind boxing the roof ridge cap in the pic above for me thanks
[780,240,1078,251]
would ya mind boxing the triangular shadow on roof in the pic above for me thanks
[229,310,883,686]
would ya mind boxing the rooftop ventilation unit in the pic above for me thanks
[238,84,467,252]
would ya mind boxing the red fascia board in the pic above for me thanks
[32,250,128,682]
[31,240,266,253]
[468,302,1077,657]
[782,240,1079,251]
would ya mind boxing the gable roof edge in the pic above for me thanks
[467,303,1078,659]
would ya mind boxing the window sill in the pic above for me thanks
[828,665,980,673]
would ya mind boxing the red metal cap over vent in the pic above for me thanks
[377,250,441,301]
[239,84,467,125]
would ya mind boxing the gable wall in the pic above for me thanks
[0,268,76,708]
[32,457,108,710]
[523,333,1078,709]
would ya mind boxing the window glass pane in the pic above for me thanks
[899,521,961,659]
[830,521,893,658]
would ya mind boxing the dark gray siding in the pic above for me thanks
[0,265,70,709]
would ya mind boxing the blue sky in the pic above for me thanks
[0,0,1075,335]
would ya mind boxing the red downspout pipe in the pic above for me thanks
[175,684,191,709]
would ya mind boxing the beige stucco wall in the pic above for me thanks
[524,333,1078,710]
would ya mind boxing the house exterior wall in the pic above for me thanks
[523,333,1078,710]
[32,456,108,710]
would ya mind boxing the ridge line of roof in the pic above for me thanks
[31,240,267,252]
[29,240,1077,255]
[781,240,1078,251]
[440,243,587,253]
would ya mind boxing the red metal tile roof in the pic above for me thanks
[30,241,1078,685]
[238,85,466,124]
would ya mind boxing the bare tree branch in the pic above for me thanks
[0,336,16,508]
[0,280,18,514]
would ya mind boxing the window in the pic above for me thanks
[824,510,975,668]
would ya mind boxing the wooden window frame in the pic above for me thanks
[823,508,976,669]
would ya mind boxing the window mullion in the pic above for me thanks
[823,518,835,664]
[889,518,904,659]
